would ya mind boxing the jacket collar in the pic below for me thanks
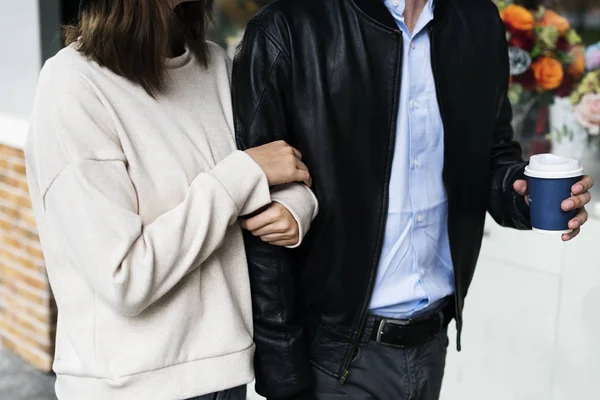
[350,0,450,31]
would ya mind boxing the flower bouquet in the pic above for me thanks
[571,71,600,137]
[551,44,600,217]
[497,3,585,105]
[570,43,600,139]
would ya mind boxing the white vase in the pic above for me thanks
[550,97,600,219]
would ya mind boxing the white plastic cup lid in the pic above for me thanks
[524,154,583,179]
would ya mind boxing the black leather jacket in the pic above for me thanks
[233,0,531,398]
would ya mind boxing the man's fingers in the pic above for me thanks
[513,179,528,195]
[572,175,594,194]
[568,208,588,230]
[562,192,591,211]
[562,227,581,241]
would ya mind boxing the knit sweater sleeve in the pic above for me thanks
[29,71,271,317]
[270,184,319,248]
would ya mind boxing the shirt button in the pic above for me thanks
[413,159,420,168]
[417,215,424,223]
[410,43,416,50]
[420,268,426,275]
[393,0,400,6]
[413,100,419,110]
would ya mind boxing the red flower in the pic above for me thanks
[509,30,536,52]
[512,69,536,91]
[555,74,575,98]
[557,37,571,52]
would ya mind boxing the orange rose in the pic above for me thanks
[540,10,570,35]
[531,56,564,90]
[568,46,585,79]
[500,5,535,31]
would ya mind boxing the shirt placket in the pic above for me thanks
[408,31,431,300]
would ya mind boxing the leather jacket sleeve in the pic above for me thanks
[233,22,317,400]
[488,18,531,230]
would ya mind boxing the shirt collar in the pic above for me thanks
[383,0,436,20]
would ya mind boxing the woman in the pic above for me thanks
[24,0,318,399]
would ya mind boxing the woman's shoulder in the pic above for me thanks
[206,41,230,60]
[37,44,101,100]
[205,41,232,71]
[42,44,96,79]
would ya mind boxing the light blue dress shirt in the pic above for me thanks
[369,0,455,319]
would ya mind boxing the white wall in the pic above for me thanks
[0,0,42,119]
[442,217,600,400]
[0,0,61,148]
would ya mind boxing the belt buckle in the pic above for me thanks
[376,318,410,348]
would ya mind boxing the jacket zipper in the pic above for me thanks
[339,32,404,385]
[429,25,462,348]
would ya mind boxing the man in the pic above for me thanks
[233,0,594,399]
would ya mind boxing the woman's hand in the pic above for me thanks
[245,141,312,187]
[241,203,300,247]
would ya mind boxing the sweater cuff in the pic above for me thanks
[270,390,318,400]
[270,184,319,248]
[210,151,271,216]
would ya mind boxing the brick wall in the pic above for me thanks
[0,144,56,372]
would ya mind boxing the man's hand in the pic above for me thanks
[514,175,595,241]
[241,203,300,247]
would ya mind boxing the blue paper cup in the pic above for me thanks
[524,154,583,234]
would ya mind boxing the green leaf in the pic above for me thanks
[556,51,574,64]
[566,29,582,45]
[531,44,542,60]
[539,26,559,51]
[534,6,546,20]
[538,92,555,106]
[508,83,524,105]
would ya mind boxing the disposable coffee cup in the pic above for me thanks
[524,154,583,234]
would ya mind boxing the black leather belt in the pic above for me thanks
[369,298,455,348]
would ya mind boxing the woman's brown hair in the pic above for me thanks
[65,0,214,96]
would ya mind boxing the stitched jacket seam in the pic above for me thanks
[248,21,291,62]
[243,51,284,136]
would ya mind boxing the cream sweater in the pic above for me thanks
[25,43,318,400]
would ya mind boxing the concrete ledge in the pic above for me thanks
[0,345,56,400]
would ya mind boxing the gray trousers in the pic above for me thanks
[313,325,449,400]
[187,385,246,400]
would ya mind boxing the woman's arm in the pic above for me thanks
[41,152,269,317]
[243,184,319,248]
[27,71,303,317]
